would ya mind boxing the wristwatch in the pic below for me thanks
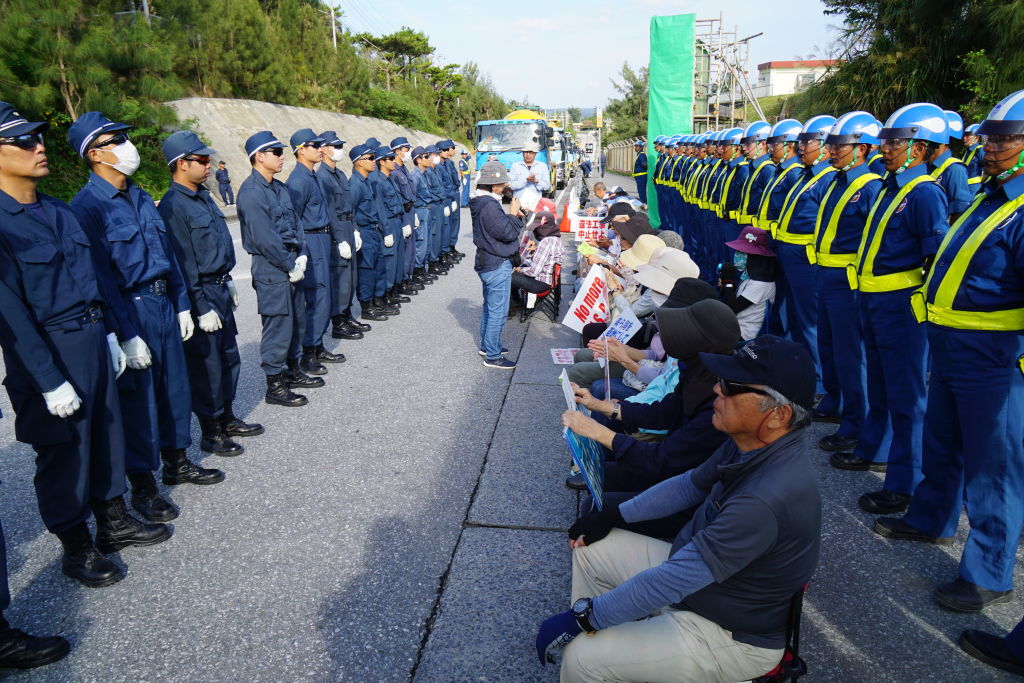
[572,597,596,633]
[610,401,622,421]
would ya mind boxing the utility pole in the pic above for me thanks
[318,7,337,50]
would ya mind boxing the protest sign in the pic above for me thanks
[601,305,642,344]
[561,267,609,333]
[564,430,605,509]
[551,348,581,365]
[574,216,608,242]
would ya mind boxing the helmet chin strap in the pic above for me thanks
[841,145,859,172]
[895,140,915,174]
[812,139,826,165]
[996,148,1024,180]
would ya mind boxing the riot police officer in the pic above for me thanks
[632,139,648,204]
[349,144,393,320]
[389,137,423,295]
[369,145,409,310]
[410,146,440,285]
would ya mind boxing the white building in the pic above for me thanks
[753,59,840,98]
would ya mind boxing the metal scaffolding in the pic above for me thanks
[693,14,764,133]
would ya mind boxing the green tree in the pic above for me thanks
[355,26,433,91]
[566,107,582,124]
[604,62,648,142]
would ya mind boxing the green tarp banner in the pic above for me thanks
[646,13,695,228]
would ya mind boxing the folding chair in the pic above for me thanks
[519,263,562,323]
[753,586,808,683]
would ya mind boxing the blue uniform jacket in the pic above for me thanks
[815,163,883,255]
[634,151,648,175]
[215,168,231,186]
[316,163,356,245]
[722,157,751,213]
[285,164,332,230]
[928,149,974,216]
[412,167,439,206]
[237,168,303,275]
[780,160,835,235]
[70,173,190,316]
[766,156,802,221]
[157,182,236,317]
[348,172,382,234]
[744,154,775,217]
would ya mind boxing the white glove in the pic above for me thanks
[122,335,152,370]
[198,310,222,333]
[178,310,194,341]
[294,254,308,272]
[227,281,239,310]
[451,201,457,211]
[288,263,305,283]
[402,224,412,238]
[354,230,363,251]
[338,241,352,260]
[43,381,81,419]
[384,234,395,248]
[107,333,126,378]
[415,215,420,227]
[444,206,451,217]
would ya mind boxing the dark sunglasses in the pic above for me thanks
[302,141,323,149]
[91,131,129,150]
[718,378,771,398]
[184,155,211,165]
[261,147,284,157]
[0,133,44,150]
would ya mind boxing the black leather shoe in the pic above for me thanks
[859,489,912,514]
[91,497,171,554]
[936,578,1012,613]
[565,472,587,490]
[199,416,244,456]
[346,316,372,332]
[428,262,448,275]
[299,350,328,375]
[830,452,887,472]
[0,624,71,669]
[56,523,124,587]
[360,301,388,322]
[221,403,264,437]
[286,367,325,389]
[960,629,1024,674]
[332,321,363,340]
[387,291,411,304]
[873,517,953,544]
[819,434,858,452]
[265,373,308,407]
[380,302,401,316]
[316,345,346,363]
[127,471,179,522]
[161,449,225,486]
[452,249,466,259]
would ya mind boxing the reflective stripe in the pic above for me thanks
[713,161,746,219]
[737,158,772,224]
[848,173,934,292]
[929,156,963,180]
[809,171,880,264]
[697,160,722,210]
[911,191,1024,330]
[755,163,801,230]
[806,249,857,268]
[775,166,836,245]
[632,171,647,176]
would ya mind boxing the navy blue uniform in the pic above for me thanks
[350,172,386,301]
[157,181,240,420]
[369,170,403,290]
[412,166,440,269]
[633,150,648,204]
[316,163,358,319]
[286,164,333,348]
[441,158,461,251]
[0,191,126,532]
[215,166,234,205]
[237,168,305,375]
[391,162,418,281]
[424,166,446,262]
[71,173,193,474]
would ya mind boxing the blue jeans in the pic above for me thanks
[478,260,512,359]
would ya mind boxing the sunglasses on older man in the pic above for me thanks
[718,378,771,398]
[0,133,44,150]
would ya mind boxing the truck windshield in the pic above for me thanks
[477,123,544,152]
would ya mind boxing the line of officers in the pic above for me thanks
[0,99,471,599]
[644,93,1024,612]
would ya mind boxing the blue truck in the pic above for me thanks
[474,109,556,197]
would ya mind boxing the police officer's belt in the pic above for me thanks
[127,279,167,296]
[200,273,231,286]
[304,226,331,234]
[43,305,103,331]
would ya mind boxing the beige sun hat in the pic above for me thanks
[634,247,701,294]
[619,233,667,270]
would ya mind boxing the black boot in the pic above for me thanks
[286,360,325,389]
[91,496,171,555]
[222,402,264,437]
[428,261,447,276]
[346,314,371,332]
[0,617,71,669]
[331,314,363,340]
[375,296,400,316]
[452,248,466,259]
[161,449,225,486]
[127,471,179,522]
[199,416,244,456]
[413,268,435,284]
[316,344,346,363]
[265,372,308,407]
[359,300,388,322]
[387,288,411,304]
[400,280,423,294]
[55,522,123,588]
[300,347,328,375]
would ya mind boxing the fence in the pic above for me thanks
[606,139,641,175]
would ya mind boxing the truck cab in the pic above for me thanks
[474,110,556,198]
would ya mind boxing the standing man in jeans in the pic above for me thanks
[470,161,523,369]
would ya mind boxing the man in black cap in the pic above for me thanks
[537,335,821,683]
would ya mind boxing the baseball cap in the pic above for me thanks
[700,334,816,409]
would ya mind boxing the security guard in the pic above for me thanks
[876,90,1024,612]
[846,102,948,515]
[925,110,973,221]
[0,102,168,586]
[459,148,472,205]
[651,136,668,223]
[286,128,344,375]
[158,131,263,459]
[389,137,423,295]
[809,112,882,457]
[410,146,441,285]
[438,139,465,262]
[317,131,367,341]
[963,123,985,184]
[349,144,394,320]
[69,111,223,524]
[215,161,234,206]
[237,130,322,408]
[369,145,409,311]
[632,139,648,204]
[737,121,774,229]
[424,145,449,276]
[695,131,726,280]
[711,127,750,262]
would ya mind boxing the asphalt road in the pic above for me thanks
[0,171,1021,681]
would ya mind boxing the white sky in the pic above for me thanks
[333,0,840,108]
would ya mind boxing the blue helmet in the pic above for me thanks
[740,120,771,145]
[965,123,981,135]
[978,89,1024,136]
[880,102,949,144]
[767,119,802,144]
[944,110,964,140]
[719,127,744,145]
[798,115,837,142]
[826,111,882,146]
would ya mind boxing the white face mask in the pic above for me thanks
[651,291,669,307]
[101,140,141,176]
[431,155,441,165]
[331,149,345,163]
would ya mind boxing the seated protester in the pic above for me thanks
[656,228,684,252]
[564,299,741,493]
[537,336,820,682]
[584,182,607,213]
[584,202,634,254]
[617,233,665,318]
[586,335,664,402]
[511,211,563,309]
[718,226,778,341]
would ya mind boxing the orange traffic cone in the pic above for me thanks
[559,203,571,233]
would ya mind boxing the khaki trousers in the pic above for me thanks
[563,529,783,683]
